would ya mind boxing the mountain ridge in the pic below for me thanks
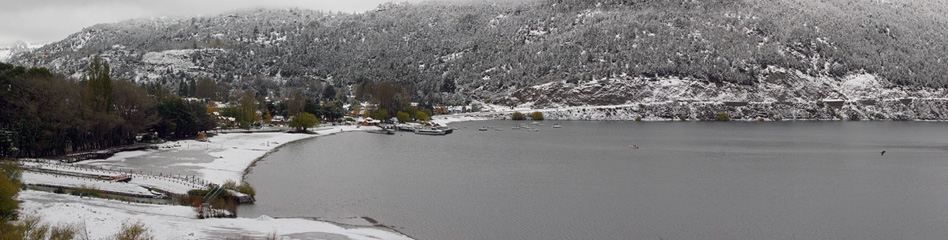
[8,0,948,114]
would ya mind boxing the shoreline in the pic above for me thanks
[17,110,947,239]
[15,125,420,240]
[239,126,358,182]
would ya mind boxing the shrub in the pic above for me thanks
[0,162,20,222]
[635,116,642,121]
[415,111,430,121]
[69,186,101,198]
[529,111,544,120]
[235,183,256,198]
[222,180,237,190]
[372,109,388,121]
[24,217,49,240]
[679,115,687,121]
[511,111,527,120]
[0,215,77,240]
[396,111,411,123]
[716,112,730,121]
[113,220,154,240]
[48,224,77,240]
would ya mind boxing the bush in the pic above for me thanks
[235,183,256,198]
[679,115,688,121]
[113,220,154,240]
[529,111,544,120]
[415,111,430,121]
[511,111,527,120]
[69,186,101,198]
[222,180,237,190]
[1,161,20,222]
[372,109,388,121]
[48,224,77,240]
[635,116,642,121]
[716,112,730,121]
[1,215,77,240]
[396,111,411,123]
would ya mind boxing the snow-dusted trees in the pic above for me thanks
[10,0,948,110]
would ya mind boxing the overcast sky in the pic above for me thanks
[0,0,448,46]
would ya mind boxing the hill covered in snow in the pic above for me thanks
[7,0,948,119]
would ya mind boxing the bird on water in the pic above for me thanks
[881,151,886,156]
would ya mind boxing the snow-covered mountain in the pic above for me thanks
[522,73,948,121]
[8,1,948,120]
[0,41,44,62]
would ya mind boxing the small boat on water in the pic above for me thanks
[437,126,454,134]
[511,126,520,130]
[527,128,540,132]
[368,129,396,135]
[552,123,562,128]
[397,123,422,132]
[478,127,489,131]
[414,128,447,135]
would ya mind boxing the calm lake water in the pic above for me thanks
[240,121,948,240]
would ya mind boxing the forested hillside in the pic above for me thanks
[9,0,948,105]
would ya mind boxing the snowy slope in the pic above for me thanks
[507,69,948,121]
[0,41,44,62]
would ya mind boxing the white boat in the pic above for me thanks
[552,123,562,128]
[478,127,489,131]
[414,128,446,135]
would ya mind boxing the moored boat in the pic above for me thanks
[436,126,454,134]
[414,128,447,135]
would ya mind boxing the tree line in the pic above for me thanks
[0,59,215,158]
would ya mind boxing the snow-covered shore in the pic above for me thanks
[16,124,421,240]
[18,190,412,240]
[67,125,367,186]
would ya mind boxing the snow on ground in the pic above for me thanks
[76,127,367,185]
[21,126,368,195]
[17,190,412,240]
[21,172,156,196]
[21,160,204,195]
[16,124,416,240]
[141,49,198,68]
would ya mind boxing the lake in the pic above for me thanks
[239,121,948,240]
